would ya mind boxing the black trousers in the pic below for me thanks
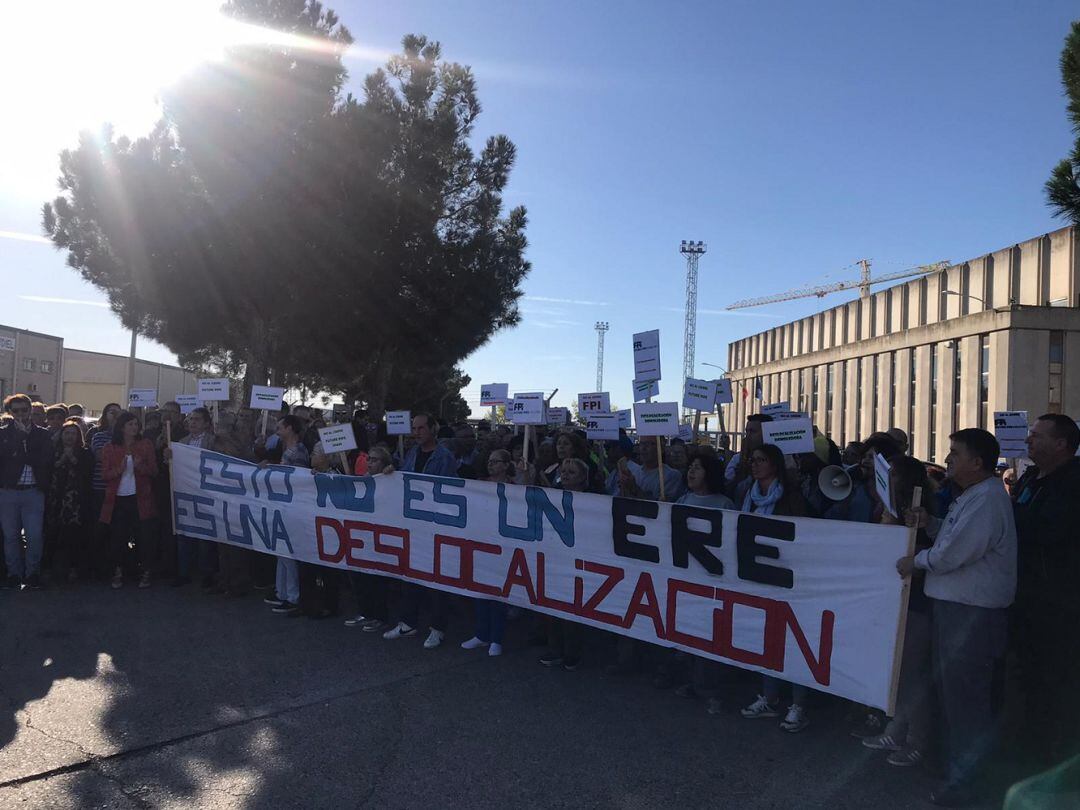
[108,496,156,571]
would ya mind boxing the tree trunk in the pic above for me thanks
[243,350,269,406]
[367,347,395,423]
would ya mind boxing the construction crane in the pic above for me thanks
[725,259,951,310]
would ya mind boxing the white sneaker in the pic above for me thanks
[423,628,445,649]
[382,622,416,640]
[488,643,503,657]
[461,636,489,650]
[344,614,367,627]
[780,704,809,733]
[740,695,780,719]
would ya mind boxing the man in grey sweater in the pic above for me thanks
[897,428,1016,808]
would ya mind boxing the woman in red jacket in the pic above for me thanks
[100,411,158,589]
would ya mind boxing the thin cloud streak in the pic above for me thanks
[525,295,610,307]
[19,295,109,308]
[0,230,51,245]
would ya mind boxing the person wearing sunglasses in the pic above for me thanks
[0,394,54,590]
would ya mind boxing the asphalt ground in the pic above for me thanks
[0,577,1019,809]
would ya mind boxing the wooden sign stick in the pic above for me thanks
[887,485,922,716]
[656,436,666,501]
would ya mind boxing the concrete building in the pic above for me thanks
[725,225,1080,463]
[0,325,64,403]
[61,348,198,414]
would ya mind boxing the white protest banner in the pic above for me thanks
[317,424,357,454]
[386,411,412,436]
[508,392,546,425]
[480,383,509,407]
[547,407,570,427]
[585,412,619,441]
[761,417,815,455]
[682,378,718,412]
[197,378,231,402]
[617,409,632,430]
[577,392,611,416]
[714,378,734,406]
[632,378,660,402]
[874,453,895,518]
[677,423,694,442]
[762,401,791,416]
[128,388,157,408]
[632,329,662,381]
[633,402,680,437]
[170,442,912,711]
[250,385,285,411]
[994,411,1028,459]
[175,395,199,414]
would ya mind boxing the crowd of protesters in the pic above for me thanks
[1,391,1076,806]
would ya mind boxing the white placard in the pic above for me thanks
[128,388,158,408]
[547,406,570,426]
[480,383,509,407]
[250,385,285,411]
[774,411,810,421]
[197,378,231,401]
[874,453,895,518]
[632,329,662,381]
[577,392,611,416]
[714,379,734,405]
[318,424,357,453]
[617,409,632,430]
[632,378,660,402]
[761,417,815,455]
[994,410,1028,459]
[386,410,412,436]
[762,401,791,416]
[508,392,546,425]
[175,395,199,414]
[633,402,680,437]
[682,378,718,412]
[677,423,694,442]
[585,413,620,441]
[0,336,15,352]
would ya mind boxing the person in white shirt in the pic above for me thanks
[897,428,1016,807]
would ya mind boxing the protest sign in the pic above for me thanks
[386,411,412,436]
[547,406,570,427]
[677,423,694,442]
[715,379,734,406]
[761,418,815,455]
[317,424,357,454]
[480,384,509,407]
[632,329,662,381]
[577,392,611,416]
[617,409,632,430]
[874,453,895,518]
[250,385,285,411]
[175,395,199,414]
[585,413,619,441]
[128,388,157,408]
[682,378,718,412]
[508,393,546,425]
[761,401,791,416]
[633,402,680,437]
[197,378,230,402]
[171,442,912,711]
[774,411,810,421]
[994,411,1028,459]
[632,378,660,402]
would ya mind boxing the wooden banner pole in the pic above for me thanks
[656,436,666,501]
[165,420,177,535]
[523,424,531,467]
[887,485,922,716]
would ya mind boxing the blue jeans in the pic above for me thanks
[0,487,45,579]
[275,558,300,603]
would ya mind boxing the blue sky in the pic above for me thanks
[1,0,1077,416]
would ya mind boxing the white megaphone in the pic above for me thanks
[818,465,852,501]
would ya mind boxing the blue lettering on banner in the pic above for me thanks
[199,452,249,496]
[174,492,217,537]
[402,474,467,528]
[496,484,576,548]
[314,473,376,513]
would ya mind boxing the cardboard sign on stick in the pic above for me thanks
[633,402,680,437]
[874,453,896,518]
[762,401,791,416]
[616,409,632,430]
[175,395,199,414]
[632,330,662,381]
[386,411,412,436]
[585,413,619,441]
[714,379,734,405]
[480,384,509,407]
[317,424,357,454]
[508,393,546,425]
[547,406,570,427]
[128,388,157,408]
[761,417,815,455]
[994,411,1028,459]
[677,423,694,442]
[577,392,611,416]
[250,385,285,411]
[632,378,660,402]
[197,378,230,402]
[682,378,718,412]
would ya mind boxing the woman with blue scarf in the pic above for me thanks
[737,443,813,733]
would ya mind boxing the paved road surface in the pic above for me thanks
[0,581,1008,808]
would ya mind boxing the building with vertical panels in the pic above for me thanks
[0,324,64,403]
[724,225,1080,463]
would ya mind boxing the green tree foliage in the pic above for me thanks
[1046,21,1080,223]
[43,2,528,417]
